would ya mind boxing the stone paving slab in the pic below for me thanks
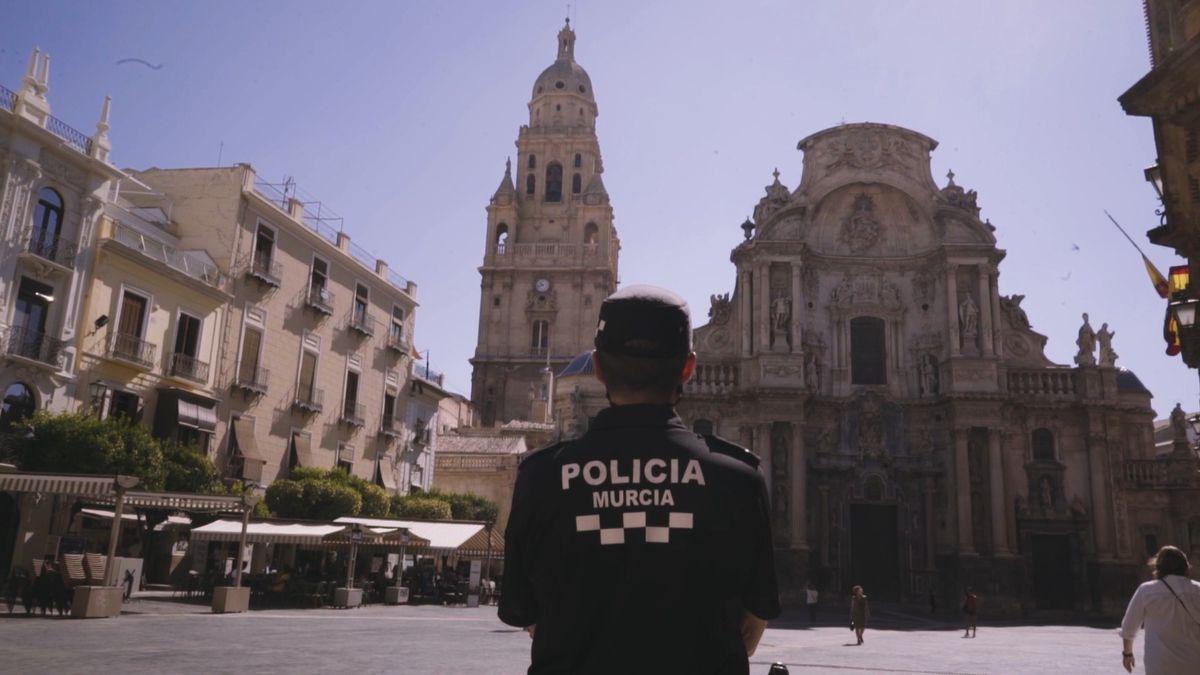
[0,603,1143,674]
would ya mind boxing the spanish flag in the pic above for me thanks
[1144,255,1170,299]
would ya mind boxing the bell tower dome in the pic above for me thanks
[470,21,620,426]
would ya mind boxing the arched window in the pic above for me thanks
[526,174,535,196]
[530,320,550,354]
[850,316,886,385]
[545,163,563,202]
[583,222,599,244]
[1032,428,1055,462]
[0,382,36,430]
[31,187,64,258]
[527,154,536,170]
[495,224,509,254]
[693,419,714,435]
[574,153,582,168]
[572,173,582,194]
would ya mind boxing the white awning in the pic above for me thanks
[0,473,117,497]
[335,516,486,552]
[191,519,346,546]
[80,508,191,529]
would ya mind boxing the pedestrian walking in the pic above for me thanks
[1119,545,1200,674]
[499,285,781,674]
[806,582,819,623]
[962,587,978,638]
[850,585,869,645]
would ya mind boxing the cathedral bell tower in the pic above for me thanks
[470,20,620,426]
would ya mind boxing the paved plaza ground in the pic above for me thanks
[0,598,1141,674]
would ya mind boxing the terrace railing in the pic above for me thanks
[108,332,156,368]
[170,352,210,383]
[25,228,78,267]
[2,325,64,367]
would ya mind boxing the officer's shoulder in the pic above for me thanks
[699,433,760,469]
[517,440,573,471]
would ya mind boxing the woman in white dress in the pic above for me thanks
[1118,546,1200,674]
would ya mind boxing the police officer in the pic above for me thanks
[499,284,781,674]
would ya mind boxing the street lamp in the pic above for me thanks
[1145,163,1168,226]
[1170,296,1200,367]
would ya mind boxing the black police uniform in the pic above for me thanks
[498,285,781,675]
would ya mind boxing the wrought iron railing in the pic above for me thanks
[347,310,376,337]
[292,387,324,413]
[380,414,404,437]
[247,250,282,287]
[2,325,64,367]
[170,352,209,383]
[304,285,335,315]
[45,114,93,155]
[233,363,269,394]
[25,228,78,267]
[108,332,156,367]
[341,401,366,427]
[412,362,444,387]
[0,84,15,112]
[386,330,409,353]
[112,221,225,288]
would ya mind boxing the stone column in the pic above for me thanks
[790,424,808,549]
[1087,435,1115,559]
[954,428,975,554]
[755,263,769,352]
[989,271,1004,358]
[740,270,753,357]
[923,478,937,570]
[978,267,994,356]
[756,422,772,484]
[945,263,960,357]
[791,263,803,351]
[987,431,1010,555]
[819,486,830,567]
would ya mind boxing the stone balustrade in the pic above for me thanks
[685,362,739,396]
[1123,458,1200,489]
[1006,368,1077,399]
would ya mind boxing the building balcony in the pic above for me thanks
[1006,369,1077,400]
[385,330,410,354]
[1123,458,1200,490]
[304,285,335,316]
[23,229,78,270]
[233,363,269,395]
[1,325,64,369]
[292,387,324,414]
[110,221,226,290]
[340,401,366,428]
[169,352,209,384]
[247,251,282,288]
[380,414,404,438]
[347,311,376,338]
[107,332,156,369]
[684,362,740,396]
[412,363,444,387]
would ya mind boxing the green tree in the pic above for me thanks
[265,479,307,518]
[303,480,362,521]
[16,412,166,490]
[391,495,452,520]
[427,489,500,522]
[161,441,223,493]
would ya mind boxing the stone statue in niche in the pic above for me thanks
[958,295,979,339]
[804,351,821,391]
[771,424,790,479]
[770,293,791,346]
[917,352,939,396]
[773,481,789,524]
[1097,323,1118,366]
[1074,313,1096,366]
[1040,476,1055,511]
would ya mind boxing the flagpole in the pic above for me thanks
[1103,210,1153,258]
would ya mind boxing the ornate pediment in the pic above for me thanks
[828,273,902,311]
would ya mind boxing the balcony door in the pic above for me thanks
[14,278,52,335]
[31,187,63,257]
[174,314,202,359]
[297,350,318,401]
[117,292,147,339]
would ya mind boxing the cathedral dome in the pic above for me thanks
[531,20,595,102]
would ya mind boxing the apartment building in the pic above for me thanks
[72,182,230,451]
[133,165,420,489]
[0,49,121,423]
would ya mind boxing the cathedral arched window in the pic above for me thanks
[693,419,714,436]
[526,175,535,196]
[572,173,582,194]
[583,222,599,245]
[531,320,550,354]
[1032,428,1055,462]
[527,154,536,170]
[495,224,508,254]
[850,316,886,385]
[545,163,563,202]
[574,153,582,168]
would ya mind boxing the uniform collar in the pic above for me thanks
[590,404,687,431]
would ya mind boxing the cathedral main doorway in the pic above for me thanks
[1031,534,1074,610]
[850,503,900,601]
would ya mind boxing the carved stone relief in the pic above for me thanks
[999,294,1030,329]
[828,273,902,310]
[708,292,732,326]
[838,193,881,253]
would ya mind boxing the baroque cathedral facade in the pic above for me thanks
[480,25,1200,616]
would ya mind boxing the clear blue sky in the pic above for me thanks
[3,0,1196,417]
